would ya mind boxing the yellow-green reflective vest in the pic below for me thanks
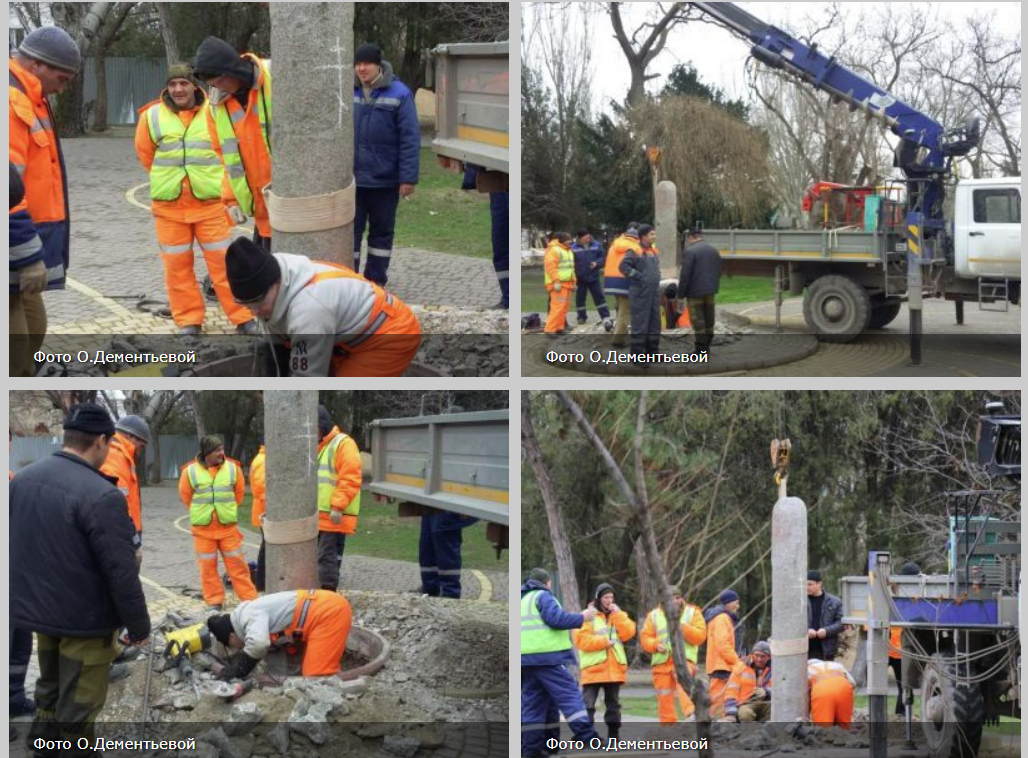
[578,615,628,669]
[521,590,573,654]
[649,606,698,666]
[316,434,360,516]
[208,57,272,215]
[146,102,223,201]
[187,461,238,526]
[544,245,575,286]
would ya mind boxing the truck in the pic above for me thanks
[368,410,509,555]
[841,405,1020,758]
[429,41,509,188]
[686,3,1021,343]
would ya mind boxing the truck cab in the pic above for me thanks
[952,178,1022,280]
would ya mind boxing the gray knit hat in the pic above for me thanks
[19,26,82,74]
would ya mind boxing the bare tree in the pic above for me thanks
[91,2,136,132]
[184,391,206,439]
[154,1,179,64]
[607,2,690,108]
[124,390,183,483]
[521,391,581,610]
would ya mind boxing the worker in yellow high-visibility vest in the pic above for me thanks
[543,232,577,335]
[314,406,362,591]
[639,586,707,723]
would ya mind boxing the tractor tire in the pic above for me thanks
[921,653,985,758]
[802,275,871,343]
[868,297,903,329]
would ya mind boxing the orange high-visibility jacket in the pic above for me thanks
[543,241,576,290]
[888,626,902,660]
[248,445,266,527]
[206,54,272,237]
[603,234,641,297]
[808,659,855,689]
[178,457,245,535]
[724,660,773,714]
[705,610,741,674]
[134,91,225,223]
[640,604,707,674]
[318,428,362,535]
[574,609,637,684]
[100,432,143,533]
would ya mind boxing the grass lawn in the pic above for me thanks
[236,490,503,572]
[393,148,492,259]
[521,267,789,314]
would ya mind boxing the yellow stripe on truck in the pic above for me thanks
[384,473,508,504]
[457,125,509,148]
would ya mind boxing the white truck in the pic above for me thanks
[701,178,1021,342]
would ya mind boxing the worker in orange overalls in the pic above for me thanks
[724,641,773,722]
[193,36,273,248]
[179,435,258,611]
[603,224,642,348]
[808,658,856,729]
[225,237,421,377]
[314,406,362,591]
[9,27,80,376]
[134,63,257,336]
[543,232,576,335]
[248,443,266,591]
[705,589,742,718]
[99,415,151,552]
[640,586,707,724]
[207,589,352,679]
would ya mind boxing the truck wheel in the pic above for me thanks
[868,297,903,329]
[921,654,984,758]
[802,275,871,342]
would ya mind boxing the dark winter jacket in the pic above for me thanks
[353,62,420,187]
[571,240,606,283]
[9,451,151,641]
[619,244,662,293]
[678,240,723,298]
[806,591,845,660]
[521,579,584,667]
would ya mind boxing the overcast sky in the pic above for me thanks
[523,2,1022,113]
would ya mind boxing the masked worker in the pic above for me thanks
[419,510,478,599]
[314,406,362,591]
[574,583,636,739]
[193,36,272,248]
[9,26,80,377]
[543,232,576,335]
[10,404,151,751]
[207,589,352,679]
[808,658,856,729]
[521,568,599,757]
[619,224,662,359]
[134,63,257,336]
[571,229,612,329]
[639,586,707,724]
[705,589,742,719]
[724,640,773,723]
[352,43,420,285]
[603,224,641,349]
[225,237,422,377]
[248,443,266,592]
[179,435,258,612]
[99,415,150,552]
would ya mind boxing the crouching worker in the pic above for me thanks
[724,641,772,723]
[808,658,856,730]
[225,237,421,377]
[207,589,352,679]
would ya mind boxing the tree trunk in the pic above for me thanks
[269,2,355,265]
[521,391,581,610]
[185,391,207,439]
[155,2,179,65]
[93,53,108,131]
[263,391,319,592]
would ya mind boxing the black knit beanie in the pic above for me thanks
[207,614,235,646]
[226,238,281,303]
[354,43,383,65]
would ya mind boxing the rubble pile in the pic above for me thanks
[98,591,507,757]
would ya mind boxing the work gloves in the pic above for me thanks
[18,260,47,294]
[330,509,343,525]
[226,205,247,225]
[220,652,260,681]
[749,687,769,702]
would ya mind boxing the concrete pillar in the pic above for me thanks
[771,496,808,724]
[655,181,678,271]
[269,3,355,265]
[867,551,893,758]
[264,391,319,592]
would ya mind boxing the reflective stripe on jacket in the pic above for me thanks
[353,61,419,187]
[646,605,704,666]
[316,426,362,534]
[543,242,576,287]
[9,59,68,293]
[99,433,143,536]
[808,659,855,688]
[145,99,223,201]
[521,589,574,655]
[575,609,636,684]
[603,235,640,297]
[725,660,773,715]
[185,460,240,526]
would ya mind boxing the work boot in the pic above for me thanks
[108,663,130,683]
[205,604,223,615]
[488,300,508,310]
[177,325,202,336]
[602,318,614,333]
[235,320,259,336]
[577,317,588,325]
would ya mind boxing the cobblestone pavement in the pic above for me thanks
[42,137,502,334]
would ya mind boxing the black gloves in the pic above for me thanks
[220,652,260,681]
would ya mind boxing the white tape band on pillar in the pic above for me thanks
[263,178,356,233]
[769,636,810,657]
[262,512,320,544]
